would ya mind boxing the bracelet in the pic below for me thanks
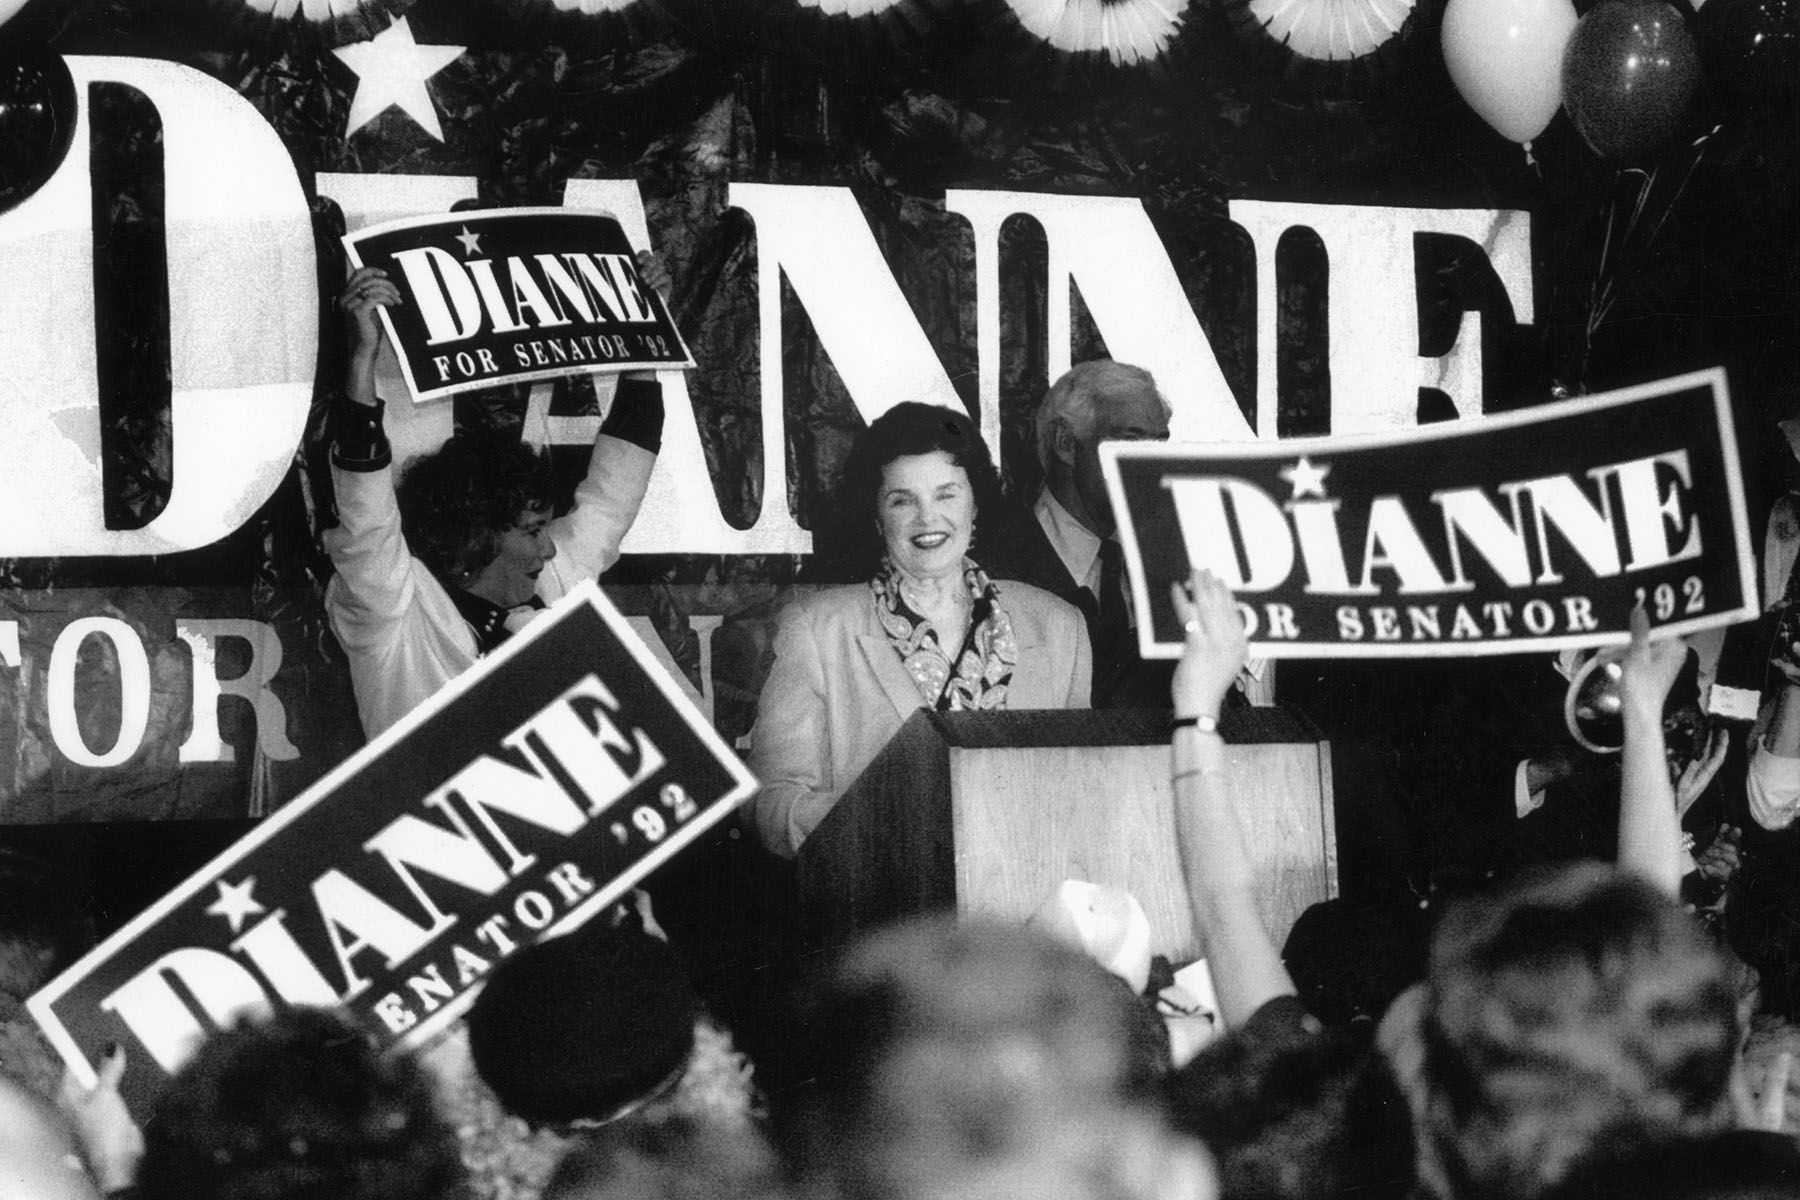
[1171,714,1220,735]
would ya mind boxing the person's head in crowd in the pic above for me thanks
[1538,1128,1800,1200]
[1166,1011,1414,1200]
[466,918,756,1131]
[1401,861,1740,1200]
[808,400,1007,584]
[786,916,1212,1200]
[134,1006,465,1200]
[394,433,558,607]
[1035,361,1171,538]
[540,1114,785,1200]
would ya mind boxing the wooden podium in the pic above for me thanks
[795,708,1336,962]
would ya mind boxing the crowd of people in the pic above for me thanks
[3,255,1800,1199]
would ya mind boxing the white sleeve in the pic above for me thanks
[538,434,656,603]
[1747,740,1800,831]
[746,602,840,858]
[322,462,420,650]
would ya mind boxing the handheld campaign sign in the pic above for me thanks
[28,581,755,1118]
[343,208,695,403]
[1101,369,1756,659]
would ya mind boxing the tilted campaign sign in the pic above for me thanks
[1101,369,1756,659]
[28,580,755,1117]
[344,208,695,403]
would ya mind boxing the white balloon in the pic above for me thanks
[0,0,30,28]
[1442,0,1579,145]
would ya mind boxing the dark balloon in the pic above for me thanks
[1561,0,1702,161]
[0,42,76,217]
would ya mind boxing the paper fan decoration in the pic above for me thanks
[1238,0,1414,61]
[1000,0,1192,66]
[797,0,908,12]
[200,0,417,43]
[513,0,643,10]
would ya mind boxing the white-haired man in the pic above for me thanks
[1000,360,1173,707]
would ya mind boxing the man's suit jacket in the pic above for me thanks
[981,501,1175,710]
[746,579,1091,857]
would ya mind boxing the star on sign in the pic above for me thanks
[332,16,466,142]
[205,877,266,936]
[1279,456,1331,499]
[454,225,482,256]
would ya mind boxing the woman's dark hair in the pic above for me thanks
[135,1006,467,1200]
[395,432,556,584]
[805,401,1007,583]
[1166,1012,1414,1200]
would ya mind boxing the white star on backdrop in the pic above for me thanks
[455,225,483,256]
[205,876,267,935]
[332,17,466,142]
[1279,456,1331,499]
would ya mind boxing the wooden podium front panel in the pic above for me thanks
[948,740,1335,964]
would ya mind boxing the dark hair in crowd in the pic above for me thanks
[1416,863,1739,1200]
[806,401,1008,584]
[396,432,555,585]
[1166,1010,1414,1200]
[134,1006,467,1200]
[1539,1130,1800,1200]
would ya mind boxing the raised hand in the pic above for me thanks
[338,265,403,369]
[57,1044,143,1193]
[1617,604,1690,728]
[1169,569,1248,721]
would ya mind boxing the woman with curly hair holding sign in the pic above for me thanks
[322,256,669,740]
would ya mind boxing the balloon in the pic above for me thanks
[1442,0,1579,145]
[0,42,76,217]
[0,0,28,29]
[1562,0,1702,161]
[1699,0,1800,118]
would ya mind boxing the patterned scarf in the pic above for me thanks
[871,557,1016,712]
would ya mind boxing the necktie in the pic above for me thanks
[1092,539,1131,701]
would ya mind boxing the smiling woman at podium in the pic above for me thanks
[747,403,1092,858]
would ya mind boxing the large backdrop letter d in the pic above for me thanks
[0,56,315,558]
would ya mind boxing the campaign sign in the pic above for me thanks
[1101,369,1756,659]
[344,208,695,403]
[28,581,755,1117]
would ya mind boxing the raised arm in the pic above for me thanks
[319,267,419,628]
[540,250,668,599]
[1170,570,1297,1026]
[1616,605,1690,897]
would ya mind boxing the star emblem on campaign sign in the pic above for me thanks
[454,225,482,256]
[205,876,267,935]
[332,16,466,142]
[1279,456,1330,499]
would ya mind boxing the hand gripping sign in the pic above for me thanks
[28,581,754,1118]
[1101,369,1757,658]
[344,207,695,404]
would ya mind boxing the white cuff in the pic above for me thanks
[1515,759,1546,819]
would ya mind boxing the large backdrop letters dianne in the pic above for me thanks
[0,53,1537,807]
[0,55,1534,561]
